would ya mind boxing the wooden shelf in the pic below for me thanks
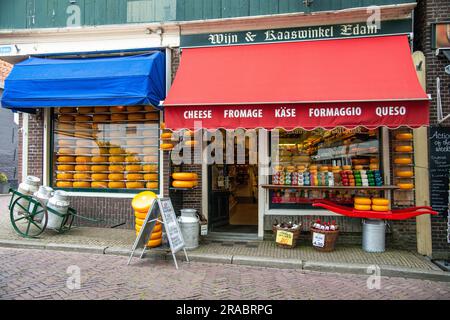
[261,184,399,190]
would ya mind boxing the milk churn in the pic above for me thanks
[13,176,41,219]
[178,209,200,250]
[45,190,70,230]
[32,186,54,221]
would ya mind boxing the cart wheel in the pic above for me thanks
[9,195,48,238]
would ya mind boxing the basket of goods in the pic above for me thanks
[272,220,302,249]
[310,219,339,252]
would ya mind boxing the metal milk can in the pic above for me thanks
[45,190,70,230]
[13,176,41,219]
[178,209,200,250]
[32,186,54,221]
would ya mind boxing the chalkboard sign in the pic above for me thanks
[158,198,185,254]
[429,126,450,216]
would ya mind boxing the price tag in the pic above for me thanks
[200,223,208,236]
[312,232,325,248]
[276,230,293,246]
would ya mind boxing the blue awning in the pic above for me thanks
[1,52,165,112]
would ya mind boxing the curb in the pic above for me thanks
[232,255,303,269]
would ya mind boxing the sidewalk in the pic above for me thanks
[1,195,449,281]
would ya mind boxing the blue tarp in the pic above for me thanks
[1,52,165,112]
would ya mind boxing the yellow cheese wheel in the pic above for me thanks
[57,173,73,180]
[91,182,108,188]
[78,107,93,114]
[127,106,143,112]
[127,139,143,146]
[146,238,162,248]
[109,147,125,155]
[143,155,158,162]
[184,140,198,146]
[75,115,92,122]
[343,165,352,170]
[146,182,159,189]
[75,147,91,155]
[59,107,76,114]
[108,181,126,188]
[398,183,414,189]
[145,112,159,120]
[370,158,379,164]
[132,191,157,213]
[172,180,196,188]
[92,173,108,181]
[57,165,75,171]
[126,181,145,189]
[128,113,144,121]
[354,165,364,170]
[94,106,109,113]
[91,148,109,156]
[111,113,127,122]
[143,147,158,154]
[369,164,379,170]
[126,165,143,172]
[372,198,390,206]
[126,173,144,180]
[58,139,75,146]
[57,148,74,155]
[136,218,162,231]
[161,132,172,139]
[125,155,141,163]
[396,171,414,178]
[172,172,198,181]
[109,156,125,163]
[58,156,75,163]
[126,147,142,154]
[109,165,125,172]
[58,115,74,122]
[143,164,157,172]
[110,106,127,113]
[149,231,163,241]
[396,133,413,140]
[161,143,174,150]
[75,156,91,164]
[92,114,110,122]
[395,145,413,152]
[92,156,108,163]
[75,165,91,171]
[354,204,371,211]
[319,166,329,172]
[73,181,91,188]
[91,165,108,172]
[394,158,412,165]
[144,173,158,181]
[56,181,73,188]
[73,173,90,180]
[372,205,389,212]
[108,173,124,181]
[354,197,371,205]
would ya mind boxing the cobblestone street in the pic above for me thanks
[0,247,449,300]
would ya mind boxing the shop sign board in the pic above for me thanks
[431,22,450,49]
[429,126,450,217]
[312,232,325,248]
[181,19,412,48]
[276,230,294,246]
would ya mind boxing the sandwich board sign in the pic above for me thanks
[127,197,189,269]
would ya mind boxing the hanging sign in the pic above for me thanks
[181,19,412,48]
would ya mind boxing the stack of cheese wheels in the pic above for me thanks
[132,191,162,248]
[172,172,198,189]
[394,131,414,190]
[371,198,390,211]
[354,197,390,211]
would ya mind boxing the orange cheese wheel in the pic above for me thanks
[146,238,162,248]
[109,156,125,163]
[110,106,127,113]
[111,113,127,122]
[372,198,390,206]
[372,205,389,212]
[354,204,371,211]
[75,115,92,122]
[78,107,93,114]
[172,172,198,181]
[58,148,74,155]
[108,173,124,181]
[127,139,143,146]
[91,165,108,172]
[126,173,144,180]
[108,181,126,188]
[109,165,125,172]
[59,107,76,114]
[144,173,158,181]
[126,165,143,172]
[161,132,172,139]
[369,164,379,170]
[92,156,108,163]
[342,165,352,170]
[127,106,143,112]
[172,180,196,188]
[56,181,73,188]
[396,133,413,140]
[132,191,157,213]
[143,164,157,172]
[93,114,110,122]
[75,147,91,155]
[58,115,74,122]
[126,182,145,189]
[161,143,173,150]
[58,156,75,163]
[125,155,141,163]
[394,158,412,165]
[149,231,163,240]
[94,106,109,113]
[73,173,91,180]
[354,197,371,205]
[354,165,364,170]
[109,147,125,155]
[57,139,75,146]
[128,113,144,121]
[91,181,108,188]
[396,171,414,178]
[75,165,91,171]
[73,181,91,188]
[398,183,414,189]
[144,106,156,112]
[75,156,91,164]
[146,182,159,189]
[57,165,75,171]
[143,155,158,162]
[91,148,109,155]
[395,145,413,152]
[92,173,108,181]
[136,217,162,230]
[145,112,159,120]
[57,173,73,180]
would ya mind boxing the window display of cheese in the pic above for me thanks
[109,147,125,155]
[126,181,145,189]
[74,147,91,155]
[59,107,77,114]
[127,139,143,146]
[398,183,414,189]
[110,106,126,113]
[91,147,109,156]
[75,156,91,164]
[126,164,143,172]
[371,205,389,212]
[125,155,141,163]
[76,139,96,147]
[126,173,144,180]
[77,107,93,114]
[58,115,74,122]
[57,173,73,180]
[75,165,91,171]
[56,123,74,131]
[161,132,172,140]
[172,172,198,181]
[58,156,75,163]
[58,139,75,146]
[127,106,143,112]
[111,113,127,122]
[128,113,145,121]
[354,197,372,205]
[73,173,91,181]
[56,181,73,188]
[394,157,412,165]
[73,181,91,188]
[396,170,414,178]
[108,173,124,181]
[109,155,125,163]
[92,156,108,163]
[92,114,110,122]
[395,133,413,140]
[395,145,413,152]
[74,115,92,122]
[160,143,174,150]
[143,164,157,172]
[145,112,159,120]
[146,182,159,189]
[57,148,74,155]
[57,165,75,171]
[93,106,109,113]
[91,165,108,172]
[91,181,108,188]
[144,173,158,181]
[108,181,126,188]
[372,198,390,206]
[92,173,108,181]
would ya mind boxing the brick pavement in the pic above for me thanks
[0,247,448,300]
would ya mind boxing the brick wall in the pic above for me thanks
[414,0,450,258]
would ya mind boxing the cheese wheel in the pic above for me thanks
[75,147,91,155]
[57,173,73,180]
[127,106,143,112]
[57,123,74,131]
[396,171,414,178]
[125,155,141,163]
[78,107,93,114]
[93,114,110,122]
[109,139,124,146]
[394,158,412,165]
[58,148,74,155]
[309,165,318,170]
[149,231,163,241]
[136,217,162,230]
[143,147,158,154]
[372,205,389,212]
[109,147,125,155]
[91,165,108,172]
[126,165,143,172]
[145,112,159,120]
[396,133,413,140]
[369,164,379,170]
[75,165,91,171]
[161,143,173,150]
[91,148,109,155]
[108,181,126,188]
[92,173,108,181]
[58,156,75,163]
[73,181,91,188]
[354,165,364,170]
[75,115,92,122]
[372,198,390,206]
[109,165,125,172]
[343,165,352,170]
[132,191,157,213]
[126,147,142,154]
[110,106,127,113]
[94,106,109,113]
[92,156,108,163]
[144,173,158,181]
[108,173,124,181]
[91,181,108,188]
[128,113,144,121]
[395,145,413,152]
[126,173,144,180]
[354,197,371,205]
[144,106,156,112]
[172,172,198,181]
[126,181,145,189]
[398,183,414,189]
[56,181,73,188]
[146,238,162,248]
[127,139,143,146]
[59,107,76,114]
[75,156,91,164]
[185,140,198,146]
[57,165,75,171]
[146,182,159,189]
[111,113,127,122]
[58,115,74,122]
[354,204,371,211]
[161,132,172,139]
[143,164,157,172]
[76,139,96,147]
[58,139,75,146]
[73,173,91,181]
[172,180,196,188]
[109,156,125,163]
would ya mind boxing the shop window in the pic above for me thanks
[52,106,160,193]
[269,127,383,209]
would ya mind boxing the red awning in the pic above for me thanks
[164,35,429,130]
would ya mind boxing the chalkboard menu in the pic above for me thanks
[429,126,450,216]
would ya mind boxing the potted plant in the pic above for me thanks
[0,173,10,194]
